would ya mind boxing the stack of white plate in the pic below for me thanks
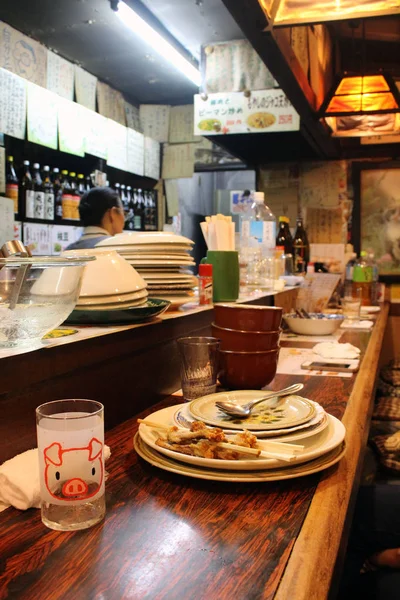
[134,391,346,482]
[63,249,148,311]
[97,232,197,308]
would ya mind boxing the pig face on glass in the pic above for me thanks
[44,438,104,501]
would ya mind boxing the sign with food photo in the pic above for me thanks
[194,89,300,135]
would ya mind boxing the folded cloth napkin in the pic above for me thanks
[313,342,361,360]
[340,320,374,329]
[0,445,111,512]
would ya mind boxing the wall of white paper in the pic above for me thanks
[58,97,85,156]
[47,50,74,100]
[0,68,27,140]
[0,21,47,88]
[27,82,58,149]
[125,102,142,132]
[140,105,170,142]
[23,223,52,255]
[126,128,144,176]
[107,120,128,171]
[169,105,197,143]
[74,65,97,111]
[0,197,14,246]
[162,143,195,179]
[81,106,108,159]
[144,137,160,180]
[0,147,5,194]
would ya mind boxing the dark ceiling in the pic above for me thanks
[0,0,243,105]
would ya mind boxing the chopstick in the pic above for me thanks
[217,442,296,463]
[137,419,168,429]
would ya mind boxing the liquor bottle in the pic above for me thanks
[143,191,151,231]
[20,160,33,219]
[125,186,134,231]
[6,156,19,214]
[120,184,128,211]
[61,170,72,220]
[293,217,309,274]
[150,190,158,230]
[32,163,45,220]
[114,182,121,197]
[42,166,55,221]
[276,216,293,255]
[133,189,143,231]
[240,191,276,257]
[85,174,93,192]
[52,168,63,223]
[77,174,85,196]
[69,172,80,221]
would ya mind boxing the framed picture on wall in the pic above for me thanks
[353,161,400,282]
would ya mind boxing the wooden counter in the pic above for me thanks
[0,304,389,600]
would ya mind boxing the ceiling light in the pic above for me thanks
[115,1,201,87]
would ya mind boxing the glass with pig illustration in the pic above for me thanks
[36,399,105,531]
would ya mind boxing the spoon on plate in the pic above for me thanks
[215,383,304,418]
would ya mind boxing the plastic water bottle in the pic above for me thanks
[240,191,276,257]
[353,251,373,305]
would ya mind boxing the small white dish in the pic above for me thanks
[361,306,381,314]
[77,289,148,306]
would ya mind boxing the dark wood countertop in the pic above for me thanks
[0,304,389,600]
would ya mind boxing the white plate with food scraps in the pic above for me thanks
[174,401,328,441]
[189,391,316,431]
[134,434,346,482]
[137,405,345,471]
[360,306,381,314]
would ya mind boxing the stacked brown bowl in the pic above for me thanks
[212,303,283,390]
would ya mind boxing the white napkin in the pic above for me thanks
[0,445,111,512]
[340,320,374,330]
[313,342,361,360]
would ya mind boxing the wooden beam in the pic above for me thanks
[221,0,340,158]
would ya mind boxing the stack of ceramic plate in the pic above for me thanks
[96,232,197,308]
[134,391,346,482]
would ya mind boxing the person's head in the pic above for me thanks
[79,187,125,235]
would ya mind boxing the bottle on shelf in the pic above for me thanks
[42,166,55,221]
[20,160,33,219]
[114,182,121,197]
[125,186,135,231]
[293,216,309,275]
[352,251,373,306]
[77,174,85,196]
[144,190,152,231]
[120,184,128,211]
[52,168,63,223]
[69,172,80,221]
[240,191,276,257]
[276,216,293,256]
[134,189,144,231]
[6,156,19,214]
[85,174,93,192]
[32,163,45,220]
[61,170,72,220]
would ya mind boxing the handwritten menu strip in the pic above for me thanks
[164,179,179,217]
[27,82,58,149]
[0,147,5,194]
[22,222,52,256]
[140,105,170,142]
[0,197,14,246]
[97,81,126,125]
[81,106,108,159]
[126,128,144,176]
[194,89,299,135]
[162,143,195,179]
[107,119,127,171]
[300,162,343,208]
[58,97,85,157]
[74,65,97,111]
[144,137,160,180]
[0,68,27,140]
[203,39,277,94]
[290,27,309,77]
[169,105,196,143]
[125,102,142,132]
[0,21,47,87]
[47,50,74,100]
[305,207,344,244]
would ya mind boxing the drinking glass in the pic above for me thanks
[36,399,105,531]
[341,285,362,320]
[177,337,220,401]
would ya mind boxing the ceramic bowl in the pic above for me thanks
[283,313,344,336]
[62,249,146,297]
[218,347,280,390]
[211,322,281,351]
[96,231,194,247]
[214,303,282,332]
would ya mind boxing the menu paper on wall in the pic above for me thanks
[22,222,52,256]
[0,68,27,140]
[27,82,58,149]
[203,39,277,94]
[164,179,179,217]
[144,137,160,180]
[97,81,126,125]
[0,21,47,87]
[169,105,196,143]
[107,120,127,171]
[125,102,142,132]
[0,147,5,194]
[126,128,144,176]
[51,225,82,255]
[82,106,108,159]
[194,89,300,135]
[0,197,14,246]
[58,97,85,156]
[140,105,170,142]
[162,143,195,179]
[74,65,97,111]
[47,50,74,100]
[300,162,344,208]
[305,206,344,244]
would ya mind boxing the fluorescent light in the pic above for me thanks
[116,1,201,87]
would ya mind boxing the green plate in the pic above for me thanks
[66,298,171,325]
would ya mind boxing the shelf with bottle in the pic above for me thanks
[111,179,159,233]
